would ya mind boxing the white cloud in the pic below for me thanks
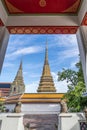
[58,47,79,59]
[54,35,78,47]
[6,46,43,58]
[50,47,79,68]
[1,34,79,94]
[25,63,43,70]
[25,72,68,93]
[25,81,39,93]
[9,35,39,46]
[43,34,78,49]
[24,73,40,78]
[13,46,42,55]
[52,72,68,93]
[70,58,79,69]
[3,62,14,67]
[46,34,79,68]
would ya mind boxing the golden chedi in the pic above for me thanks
[37,41,56,92]
[10,61,25,95]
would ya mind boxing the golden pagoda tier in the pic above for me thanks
[37,41,56,92]
[10,61,25,95]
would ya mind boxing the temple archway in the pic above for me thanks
[0,0,87,91]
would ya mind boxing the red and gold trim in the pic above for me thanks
[7,26,78,34]
[0,19,4,26]
[39,0,47,7]
[5,0,23,13]
[3,0,81,14]
[63,0,80,13]
[81,12,87,25]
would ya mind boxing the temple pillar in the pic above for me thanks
[0,26,9,73]
[76,26,87,90]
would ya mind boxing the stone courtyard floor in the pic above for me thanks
[23,114,58,130]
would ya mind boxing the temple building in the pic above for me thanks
[37,42,56,92]
[0,1,87,93]
[0,42,57,96]
[10,61,25,95]
[4,41,64,114]
[0,41,64,113]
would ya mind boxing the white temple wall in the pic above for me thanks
[22,103,61,114]
[5,103,61,114]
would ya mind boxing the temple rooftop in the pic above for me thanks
[5,93,64,104]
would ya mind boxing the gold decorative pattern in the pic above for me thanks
[47,29,53,33]
[70,29,76,34]
[39,0,46,7]
[25,29,31,33]
[18,29,24,33]
[63,0,80,13]
[7,26,78,34]
[40,29,46,33]
[32,29,38,34]
[63,29,68,34]
[5,0,23,13]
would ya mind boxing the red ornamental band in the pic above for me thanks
[7,26,78,34]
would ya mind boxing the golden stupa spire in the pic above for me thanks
[16,59,22,77]
[45,39,48,65]
[10,60,25,95]
[37,40,56,93]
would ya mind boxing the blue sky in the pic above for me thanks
[0,34,79,93]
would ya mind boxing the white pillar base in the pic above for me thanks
[0,113,24,130]
[58,113,85,130]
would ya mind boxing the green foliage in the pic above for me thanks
[58,61,87,112]
[58,69,78,87]
[0,101,6,112]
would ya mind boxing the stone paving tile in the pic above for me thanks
[24,114,58,130]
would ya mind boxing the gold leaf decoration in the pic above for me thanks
[39,0,46,7]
